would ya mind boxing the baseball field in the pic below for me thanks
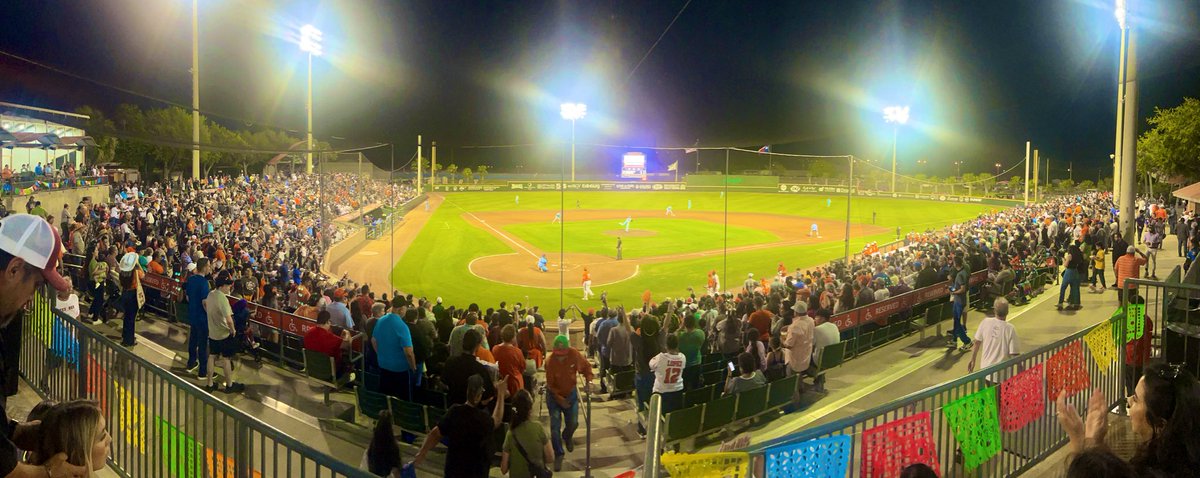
[388,191,997,309]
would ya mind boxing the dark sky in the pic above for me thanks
[2,0,1199,178]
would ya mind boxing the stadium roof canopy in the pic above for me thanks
[1172,181,1200,203]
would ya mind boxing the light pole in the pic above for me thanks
[1113,0,1129,200]
[300,24,323,175]
[1115,0,1139,244]
[883,105,909,193]
[191,0,200,179]
[560,103,587,182]
[954,160,963,177]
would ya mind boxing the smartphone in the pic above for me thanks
[727,361,736,373]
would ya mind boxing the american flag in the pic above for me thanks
[684,148,698,154]
[757,145,771,153]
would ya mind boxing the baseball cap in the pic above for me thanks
[333,288,347,299]
[553,335,570,349]
[0,214,69,291]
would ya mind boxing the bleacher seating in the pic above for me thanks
[302,349,350,405]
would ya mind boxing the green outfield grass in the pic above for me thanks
[505,218,778,259]
[390,191,997,309]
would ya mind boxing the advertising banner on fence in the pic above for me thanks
[138,273,319,337]
[778,184,1006,205]
[508,181,686,191]
[830,270,988,331]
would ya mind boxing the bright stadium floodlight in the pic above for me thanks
[300,24,323,175]
[1115,0,1127,29]
[883,105,910,125]
[300,24,324,56]
[883,105,910,193]
[560,103,587,181]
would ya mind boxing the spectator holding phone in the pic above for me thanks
[723,352,766,396]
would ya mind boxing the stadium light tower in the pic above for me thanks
[191,0,200,179]
[883,105,910,193]
[300,24,323,175]
[560,102,587,182]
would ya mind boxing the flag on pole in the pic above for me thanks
[684,148,698,154]
[667,160,678,171]
[757,145,771,153]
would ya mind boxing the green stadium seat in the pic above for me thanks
[818,342,847,370]
[412,387,447,409]
[872,328,889,348]
[302,349,348,404]
[842,337,857,360]
[767,375,799,411]
[685,384,715,408]
[608,370,636,397]
[702,360,726,374]
[925,303,944,325]
[700,394,737,434]
[734,385,768,421]
[663,405,704,444]
[388,397,429,434]
[364,371,381,393]
[425,407,446,429]
[283,335,306,370]
[356,387,389,422]
[763,367,786,382]
[702,369,726,387]
[857,331,875,355]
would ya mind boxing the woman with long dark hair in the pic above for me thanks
[1057,362,1200,477]
[500,390,553,478]
[362,410,402,477]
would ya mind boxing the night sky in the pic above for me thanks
[1,0,1198,178]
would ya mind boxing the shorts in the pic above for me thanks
[209,336,238,357]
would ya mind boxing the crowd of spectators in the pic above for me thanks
[38,180,1200,477]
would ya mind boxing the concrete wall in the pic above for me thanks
[4,184,111,213]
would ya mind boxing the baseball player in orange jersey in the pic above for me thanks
[582,267,593,300]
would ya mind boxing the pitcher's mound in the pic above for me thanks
[603,229,656,237]
[469,253,639,288]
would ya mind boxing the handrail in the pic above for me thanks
[19,290,374,478]
[746,318,1103,454]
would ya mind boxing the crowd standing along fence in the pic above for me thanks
[640,277,1176,477]
[18,289,375,478]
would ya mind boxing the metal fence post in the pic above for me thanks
[644,393,663,478]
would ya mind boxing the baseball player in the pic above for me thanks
[810,223,821,238]
[552,211,562,223]
[537,254,549,272]
[582,267,593,300]
[665,205,675,216]
[619,215,632,232]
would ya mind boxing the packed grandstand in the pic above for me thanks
[15,172,1199,477]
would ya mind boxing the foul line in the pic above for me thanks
[442,197,539,259]
[752,288,1058,444]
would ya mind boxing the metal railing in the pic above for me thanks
[1122,268,1200,382]
[18,290,374,478]
[643,301,1134,477]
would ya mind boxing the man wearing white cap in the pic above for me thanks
[0,214,90,478]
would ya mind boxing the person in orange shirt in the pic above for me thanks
[491,324,526,396]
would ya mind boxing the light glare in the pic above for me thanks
[883,105,910,125]
[300,24,323,56]
[560,102,587,121]
[1115,0,1127,29]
